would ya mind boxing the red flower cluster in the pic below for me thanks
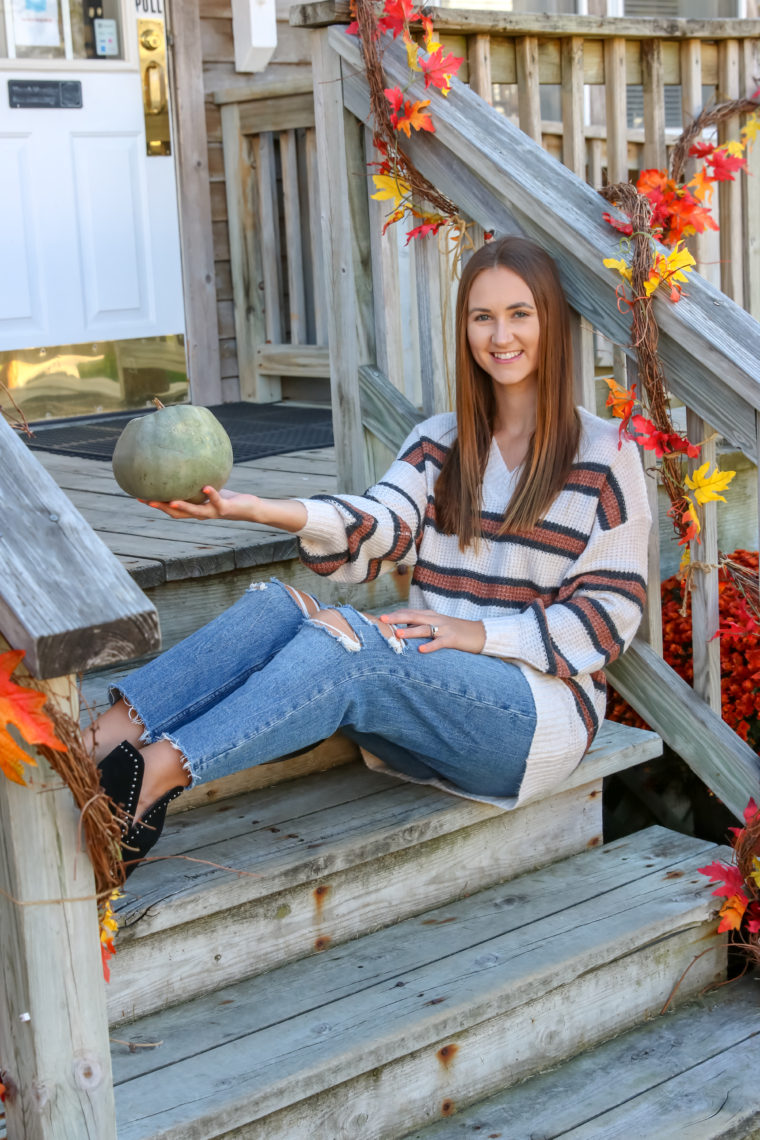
[608,550,760,749]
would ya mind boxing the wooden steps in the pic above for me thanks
[404,976,760,1140]
[107,721,661,1025]
[110,826,725,1140]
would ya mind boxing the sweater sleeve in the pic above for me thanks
[480,438,650,677]
[294,422,440,583]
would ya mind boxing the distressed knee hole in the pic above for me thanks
[362,613,405,654]
[282,583,320,618]
[309,609,362,652]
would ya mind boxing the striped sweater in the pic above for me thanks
[296,407,651,807]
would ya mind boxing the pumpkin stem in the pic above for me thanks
[152,398,166,411]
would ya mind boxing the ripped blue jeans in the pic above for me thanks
[112,579,536,799]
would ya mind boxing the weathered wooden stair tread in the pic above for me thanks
[107,721,661,1024]
[115,720,660,932]
[405,976,760,1140]
[111,827,723,1140]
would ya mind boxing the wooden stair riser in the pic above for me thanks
[242,926,724,1140]
[108,780,602,1026]
[81,560,410,721]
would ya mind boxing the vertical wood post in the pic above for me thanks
[0,672,116,1140]
[718,40,744,307]
[468,34,492,103]
[681,40,710,275]
[628,359,663,656]
[169,0,222,405]
[741,40,760,320]
[641,39,666,172]
[280,129,308,346]
[312,29,369,492]
[570,308,596,412]
[604,37,628,185]
[687,410,722,713]
[366,129,405,396]
[561,36,585,179]
[516,36,542,143]
[305,127,329,346]
[415,220,450,417]
[221,105,276,403]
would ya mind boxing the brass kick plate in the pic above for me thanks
[138,18,171,156]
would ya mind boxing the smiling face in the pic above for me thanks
[466,266,541,394]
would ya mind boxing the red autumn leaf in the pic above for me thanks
[346,20,359,35]
[698,860,745,898]
[384,87,404,116]
[628,414,671,457]
[707,149,747,181]
[419,47,463,93]
[101,938,116,984]
[0,649,66,785]
[663,432,701,459]
[405,219,443,243]
[378,0,421,38]
[0,1079,6,1103]
[394,98,434,137]
[602,211,633,236]
[689,141,716,159]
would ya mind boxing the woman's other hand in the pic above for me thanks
[379,608,486,654]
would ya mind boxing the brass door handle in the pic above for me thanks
[143,61,166,115]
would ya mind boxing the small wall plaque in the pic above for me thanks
[8,80,83,109]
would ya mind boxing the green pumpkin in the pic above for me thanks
[112,404,234,504]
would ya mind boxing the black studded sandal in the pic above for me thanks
[98,740,183,879]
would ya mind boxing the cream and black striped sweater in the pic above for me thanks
[296,407,650,807]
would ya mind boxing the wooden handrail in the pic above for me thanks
[0,416,160,678]
[292,3,760,38]
[331,27,760,458]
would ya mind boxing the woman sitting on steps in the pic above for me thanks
[86,236,650,879]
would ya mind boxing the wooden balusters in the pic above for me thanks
[312,29,368,490]
[687,408,722,714]
[680,39,709,275]
[468,33,492,103]
[561,36,585,179]
[570,308,596,413]
[604,37,628,184]
[718,39,744,306]
[641,38,667,172]
[305,127,328,346]
[516,36,542,144]
[280,128,308,345]
[741,41,760,320]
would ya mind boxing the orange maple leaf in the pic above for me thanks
[717,892,749,932]
[394,98,434,137]
[602,376,635,420]
[0,649,66,785]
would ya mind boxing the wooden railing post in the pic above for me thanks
[687,409,721,713]
[311,27,370,491]
[0,670,116,1140]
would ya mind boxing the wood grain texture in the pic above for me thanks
[168,0,222,405]
[641,37,666,171]
[467,33,492,103]
[516,36,541,143]
[718,39,744,307]
[604,38,628,184]
[687,409,721,713]
[359,364,424,453]
[561,36,585,178]
[238,91,315,134]
[289,4,760,38]
[256,344,330,376]
[0,419,159,677]
[112,828,721,1140]
[742,40,760,320]
[404,977,760,1139]
[0,669,116,1140]
[311,31,367,492]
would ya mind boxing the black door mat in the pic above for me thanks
[24,403,334,465]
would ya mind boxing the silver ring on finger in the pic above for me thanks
[429,624,440,638]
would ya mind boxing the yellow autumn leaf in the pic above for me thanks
[371,173,411,208]
[663,242,696,282]
[751,855,760,889]
[685,461,736,504]
[403,30,421,72]
[603,256,632,283]
[720,138,746,157]
[742,114,760,149]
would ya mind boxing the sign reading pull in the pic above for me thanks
[137,18,170,155]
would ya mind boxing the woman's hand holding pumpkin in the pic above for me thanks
[379,608,486,654]
[145,488,308,532]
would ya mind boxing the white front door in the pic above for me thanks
[0,0,186,417]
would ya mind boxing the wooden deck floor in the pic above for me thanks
[34,446,338,589]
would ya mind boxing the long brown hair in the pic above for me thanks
[435,236,581,548]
